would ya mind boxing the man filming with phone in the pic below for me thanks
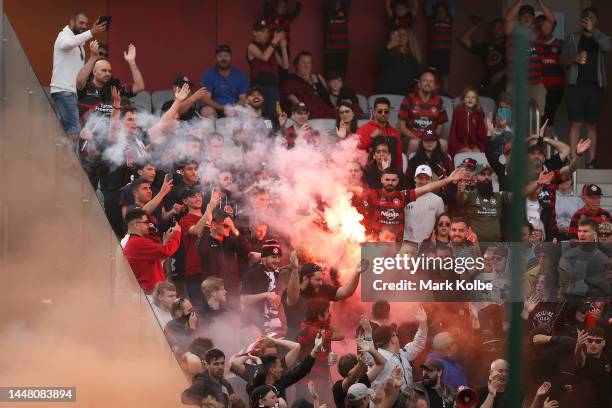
[50,11,107,138]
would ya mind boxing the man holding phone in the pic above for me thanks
[50,12,107,138]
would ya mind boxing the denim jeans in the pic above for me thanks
[51,91,81,134]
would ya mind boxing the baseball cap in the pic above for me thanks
[582,184,602,197]
[460,158,478,169]
[476,164,493,175]
[519,5,535,15]
[528,143,546,154]
[422,127,438,142]
[180,186,201,200]
[250,385,277,406]
[292,102,309,114]
[415,164,433,178]
[252,19,268,31]
[421,358,444,372]
[599,221,612,235]
[347,383,375,400]
[215,44,232,54]
[173,75,193,87]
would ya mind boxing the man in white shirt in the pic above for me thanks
[555,177,583,240]
[371,305,428,390]
[50,12,106,137]
[404,165,445,243]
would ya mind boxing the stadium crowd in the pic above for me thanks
[48,0,611,407]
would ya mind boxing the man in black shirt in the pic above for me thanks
[281,261,361,339]
[182,348,244,407]
[241,239,284,334]
[461,18,507,99]
[575,326,611,408]
[561,7,612,169]
[476,359,509,408]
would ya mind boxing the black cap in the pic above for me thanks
[528,143,546,154]
[460,158,478,169]
[292,102,309,114]
[173,75,193,87]
[250,385,277,406]
[215,44,232,54]
[252,19,268,31]
[582,184,603,197]
[519,5,535,16]
[421,358,444,372]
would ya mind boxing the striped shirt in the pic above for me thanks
[430,18,452,52]
[398,93,448,138]
[568,207,611,239]
[538,37,565,88]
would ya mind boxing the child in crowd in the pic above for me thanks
[323,0,351,78]
[263,0,301,52]
[386,0,419,32]
[449,86,487,156]
[427,0,455,92]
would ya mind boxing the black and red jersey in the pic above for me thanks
[537,37,565,89]
[283,125,320,149]
[363,188,416,235]
[398,93,448,138]
[388,14,414,31]
[430,18,452,52]
[538,170,562,239]
[568,207,611,239]
[325,13,349,51]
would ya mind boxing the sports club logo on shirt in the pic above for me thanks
[393,198,401,205]
[414,117,434,128]
[380,209,400,221]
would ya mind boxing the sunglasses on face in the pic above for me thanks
[438,221,451,227]
[587,338,604,344]
[376,109,390,114]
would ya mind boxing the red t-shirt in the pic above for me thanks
[179,213,203,277]
[357,120,404,170]
[123,231,181,294]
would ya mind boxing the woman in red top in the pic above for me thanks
[449,86,487,156]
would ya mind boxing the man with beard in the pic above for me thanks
[201,45,249,116]
[281,262,361,340]
[568,184,611,240]
[398,71,449,155]
[51,12,107,136]
[357,97,403,171]
[241,240,285,335]
[559,218,610,299]
[365,167,464,240]
[476,359,510,408]
[182,348,244,407]
[76,43,145,121]
[448,217,481,264]
[405,358,456,408]
[457,164,510,243]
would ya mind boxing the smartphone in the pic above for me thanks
[276,101,283,116]
[98,16,112,30]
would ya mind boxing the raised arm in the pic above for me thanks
[248,31,283,62]
[149,83,190,143]
[142,174,173,215]
[335,262,362,301]
[286,251,301,306]
[358,339,387,382]
[275,34,290,70]
[559,138,591,180]
[188,191,220,237]
[272,337,302,368]
[575,329,587,368]
[461,25,479,49]
[76,40,99,91]
[504,0,523,35]
[123,44,145,93]
[402,305,428,360]
[57,19,106,50]
[537,0,556,34]
[414,167,465,199]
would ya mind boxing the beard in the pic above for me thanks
[422,376,439,387]
[476,181,494,196]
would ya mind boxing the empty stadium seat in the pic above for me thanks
[368,94,404,110]
[151,90,173,114]
[357,119,370,128]
[440,96,454,140]
[388,109,400,128]
[356,94,369,115]
[130,91,152,113]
